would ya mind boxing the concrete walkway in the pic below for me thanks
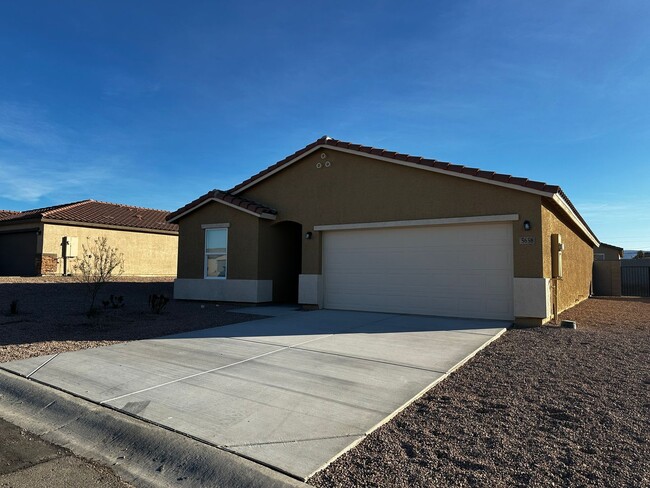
[1,308,508,481]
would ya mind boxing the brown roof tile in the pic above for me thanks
[228,136,564,197]
[167,190,276,222]
[0,200,177,233]
[0,210,20,221]
[191,135,596,243]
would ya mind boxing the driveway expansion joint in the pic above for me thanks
[99,333,336,405]
[225,433,365,449]
[26,354,59,378]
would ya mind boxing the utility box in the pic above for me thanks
[63,236,78,258]
[551,233,564,278]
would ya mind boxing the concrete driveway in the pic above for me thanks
[1,307,508,480]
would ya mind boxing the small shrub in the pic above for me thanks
[9,300,18,315]
[149,294,170,314]
[74,237,124,315]
[102,295,125,309]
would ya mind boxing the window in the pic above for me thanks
[205,228,227,278]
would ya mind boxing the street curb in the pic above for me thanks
[0,369,308,488]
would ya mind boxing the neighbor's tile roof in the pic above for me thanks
[0,210,20,221]
[229,135,562,194]
[167,189,277,222]
[0,200,177,233]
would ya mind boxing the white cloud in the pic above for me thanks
[0,102,68,150]
[0,100,133,205]
[0,159,118,203]
[575,199,650,249]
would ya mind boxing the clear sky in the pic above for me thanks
[1,1,649,250]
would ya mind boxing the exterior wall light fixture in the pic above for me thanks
[523,220,532,231]
[305,232,313,240]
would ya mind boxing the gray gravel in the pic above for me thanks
[0,277,261,363]
[310,297,650,488]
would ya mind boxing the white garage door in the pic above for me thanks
[322,222,514,320]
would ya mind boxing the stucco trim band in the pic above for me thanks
[314,214,519,232]
[201,223,231,229]
[513,277,550,319]
[298,274,323,307]
[173,279,273,302]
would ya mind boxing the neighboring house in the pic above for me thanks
[0,200,178,277]
[168,136,600,326]
[593,243,623,296]
[594,242,623,261]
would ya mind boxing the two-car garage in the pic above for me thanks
[321,219,515,320]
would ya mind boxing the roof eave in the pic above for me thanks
[41,218,178,235]
[167,197,276,223]
[230,143,557,199]
[551,194,600,247]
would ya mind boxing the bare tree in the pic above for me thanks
[74,237,124,314]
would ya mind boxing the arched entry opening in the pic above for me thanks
[269,220,302,303]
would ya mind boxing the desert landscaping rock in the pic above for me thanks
[0,277,261,363]
[2,279,648,487]
[311,297,650,488]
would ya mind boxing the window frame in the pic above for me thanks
[203,225,229,279]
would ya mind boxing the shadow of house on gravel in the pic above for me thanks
[0,282,263,349]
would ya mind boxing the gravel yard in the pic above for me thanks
[1,280,648,487]
[311,297,650,488]
[0,277,261,363]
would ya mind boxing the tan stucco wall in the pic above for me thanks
[541,201,593,315]
[42,223,178,277]
[243,148,544,278]
[594,245,622,261]
[176,202,259,279]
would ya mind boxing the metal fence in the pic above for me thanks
[621,266,650,297]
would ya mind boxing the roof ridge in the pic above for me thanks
[80,199,173,213]
[228,136,561,195]
[42,199,93,217]
[166,188,277,223]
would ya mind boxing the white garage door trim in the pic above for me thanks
[315,213,519,231]
[322,221,514,320]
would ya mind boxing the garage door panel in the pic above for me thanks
[323,223,514,320]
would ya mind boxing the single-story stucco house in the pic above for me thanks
[594,242,623,261]
[168,136,599,326]
[0,200,178,277]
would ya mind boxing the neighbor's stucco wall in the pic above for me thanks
[594,245,622,261]
[42,223,178,277]
[541,201,593,315]
[175,202,259,280]
[242,148,545,279]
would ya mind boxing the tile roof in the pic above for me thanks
[0,210,20,221]
[0,200,177,233]
[229,135,562,195]
[167,189,278,222]
[167,190,277,222]
[169,136,597,245]
[226,135,596,244]
[598,242,624,252]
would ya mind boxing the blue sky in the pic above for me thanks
[0,1,649,250]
